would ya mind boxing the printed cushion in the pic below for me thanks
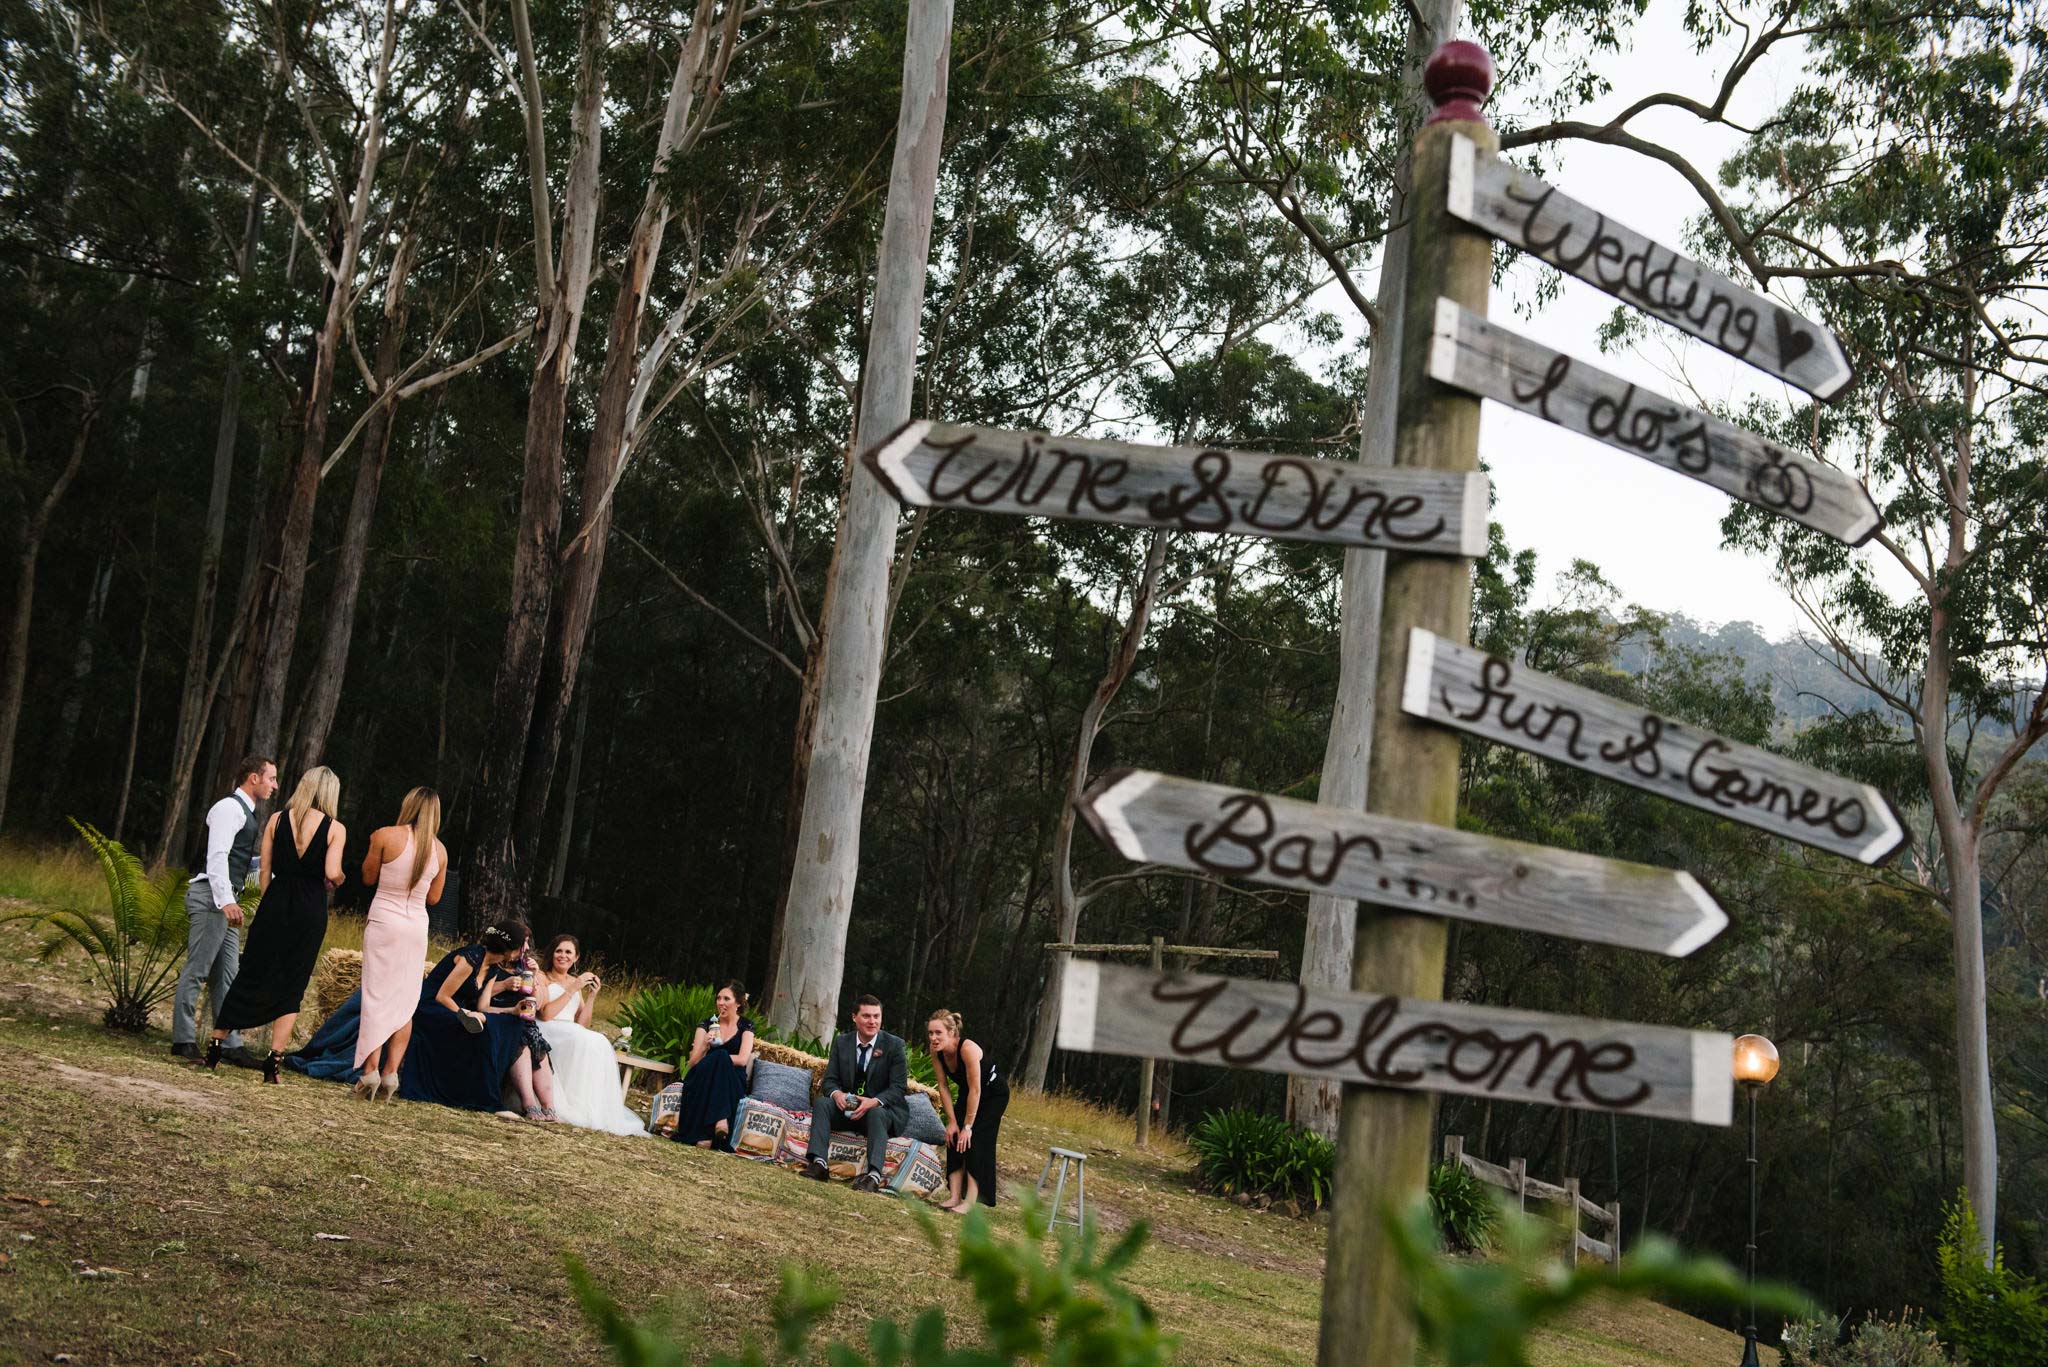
[744,1100,943,1197]
[905,1091,947,1145]
[650,1081,686,1137]
[731,1096,794,1161]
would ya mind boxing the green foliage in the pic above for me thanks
[1781,1314,1954,1367]
[0,821,189,1033]
[612,982,716,1070]
[1938,1197,2048,1366]
[1428,1161,1499,1254]
[1386,1196,1816,1367]
[569,1199,1172,1366]
[1188,1108,1332,1208]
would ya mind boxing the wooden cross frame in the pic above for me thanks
[1046,936,1281,1146]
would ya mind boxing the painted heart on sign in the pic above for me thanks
[1774,309,1815,366]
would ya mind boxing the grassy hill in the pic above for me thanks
[0,871,1772,1366]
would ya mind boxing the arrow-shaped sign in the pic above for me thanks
[1401,629,1906,864]
[1058,960,1734,1126]
[861,420,1489,557]
[1428,300,1881,546]
[1079,768,1726,957]
[1445,134,1855,402]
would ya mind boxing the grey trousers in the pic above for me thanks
[172,881,241,1046]
[807,1093,898,1175]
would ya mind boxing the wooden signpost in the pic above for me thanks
[861,419,1490,556]
[1426,300,1881,545]
[1400,628,1907,863]
[1442,133,1856,401]
[1059,960,1734,1126]
[1045,937,1281,1147]
[1078,767,1727,957]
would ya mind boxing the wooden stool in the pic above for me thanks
[1035,1147,1088,1233]
[614,1051,676,1109]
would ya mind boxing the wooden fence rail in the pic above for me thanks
[1442,1135,1620,1267]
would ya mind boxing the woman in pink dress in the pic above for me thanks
[353,787,446,1100]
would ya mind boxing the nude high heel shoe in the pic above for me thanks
[353,1069,381,1100]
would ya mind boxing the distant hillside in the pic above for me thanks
[1611,616,2041,744]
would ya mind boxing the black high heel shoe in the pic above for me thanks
[203,1038,223,1071]
[262,1051,282,1085]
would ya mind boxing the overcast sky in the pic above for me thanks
[1313,7,1858,641]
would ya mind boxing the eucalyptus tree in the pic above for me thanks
[1694,3,2048,1257]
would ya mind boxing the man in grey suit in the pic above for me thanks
[802,995,910,1192]
[170,754,276,1061]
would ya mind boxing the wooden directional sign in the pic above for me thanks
[861,419,1489,557]
[1059,960,1735,1125]
[1429,300,1881,546]
[1079,768,1726,957]
[1401,629,1907,864]
[1444,134,1855,402]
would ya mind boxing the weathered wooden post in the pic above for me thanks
[1605,1199,1623,1264]
[1317,42,1496,1367]
[1135,934,1163,1147]
[1564,1176,1583,1269]
[1510,1156,1527,1214]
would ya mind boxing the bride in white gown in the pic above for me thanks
[537,934,647,1137]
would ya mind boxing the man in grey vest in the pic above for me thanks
[170,754,277,1061]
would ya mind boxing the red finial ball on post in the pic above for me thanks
[1424,40,1494,126]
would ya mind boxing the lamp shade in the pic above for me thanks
[1732,1034,1780,1086]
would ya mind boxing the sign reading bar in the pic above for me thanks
[1401,630,1907,864]
[1079,768,1726,957]
[1428,300,1881,546]
[1445,135,1854,402]
[1059,960,1735,1125]
[861,420,1488,557]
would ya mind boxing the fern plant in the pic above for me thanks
[0,820,190,1032]
[1429,1160,1500,1253]
[612,982,718,1070]
[1189,1108,1333,1208]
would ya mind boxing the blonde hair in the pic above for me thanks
[397,786,441,888]
[927,1008,964,1037]
[287,766,341,831]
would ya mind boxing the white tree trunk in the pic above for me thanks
[1289,0,1462,1138]
[768,0,953,1040]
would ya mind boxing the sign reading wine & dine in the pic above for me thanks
[1401,629,1907,864]
[1058,959,1735,1126]
[861,419,1489,556]
[1444,134,1855,401]
[1079,768,1727,958]
[1427,301,1882,546]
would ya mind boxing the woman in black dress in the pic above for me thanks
[672,981,754,1150]
[208,765,346,1083]
[926,1009,1008,1210]
[398,920,559,1118]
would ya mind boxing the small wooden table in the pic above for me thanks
[615,1051,676,1103]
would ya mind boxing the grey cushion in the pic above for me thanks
[905,1091,947,1145]
[749,1058,815,1113]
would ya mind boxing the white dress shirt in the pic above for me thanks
[191,790,255,910]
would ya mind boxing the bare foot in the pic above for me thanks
[696,1140,713,1148]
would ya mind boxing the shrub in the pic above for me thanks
[1389,1195,1815,1367]
[1189,1108,1333,1208]
[0,820,189,1032]
[612,982,716,1070]
[571,1198,1173,1367]
[1782,1314,1952,1367]
[1939,1195,2048,1366]
[1429,1160,1499,1253]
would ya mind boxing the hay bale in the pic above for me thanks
[310,949,363,1021]
[747,1038,941,1101]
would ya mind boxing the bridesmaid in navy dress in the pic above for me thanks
[398,920,558,1118]
[672,982,754,1150]
[927,1008,1009,1210]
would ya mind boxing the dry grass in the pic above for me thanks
[0,839,109,916]
[0,847,1773,1367]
